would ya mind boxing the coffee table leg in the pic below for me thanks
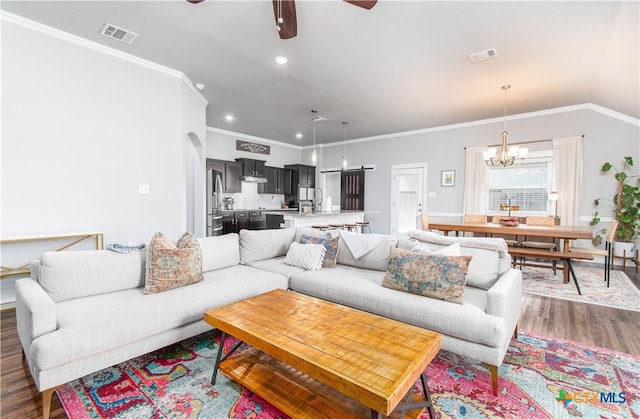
[211,331,227,385]
[420,373,435,419]
[373,372,435,419]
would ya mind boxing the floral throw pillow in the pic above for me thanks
[145,231,203,294]
[299,234,339,268]
[382,247,472,304]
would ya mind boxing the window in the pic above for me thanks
[487,152,553,214]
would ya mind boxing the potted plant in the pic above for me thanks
[591,156,640,257]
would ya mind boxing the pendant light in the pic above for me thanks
[311,109,317,164]
[483,85,528,167]
[342,121,348,169]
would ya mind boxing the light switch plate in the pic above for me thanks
[428,192,436,198]
[139,185,150,194]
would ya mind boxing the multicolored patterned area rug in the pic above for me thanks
[57,330,640,419]
[521,265,640,312]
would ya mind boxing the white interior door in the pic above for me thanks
[390,165,426,234]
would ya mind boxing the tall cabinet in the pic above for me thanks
[284,164,316,208]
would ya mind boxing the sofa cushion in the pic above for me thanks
[240,228,296,264]
[31,265,289,371]
[144,232,203,294]
[38,250,146,302]
[198,233,240,272]
[283,242,326,270]
[413,242,461,256]
[337,232,398,271]
[382,248,471,304]
[300,234,339,268]
[245,256,306,279]
[289,265,505,348]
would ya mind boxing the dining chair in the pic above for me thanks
[520,216,558,273]
[463,214,487,237]
[570,220,618,287]
[420,214,430,231]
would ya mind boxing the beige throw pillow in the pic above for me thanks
[144,232,203,294]
[282,242,326,270]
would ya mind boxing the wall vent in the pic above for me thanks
[468,48,498,63]
[101,23,138,44]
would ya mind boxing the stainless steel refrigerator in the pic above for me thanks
[206,169,224,236]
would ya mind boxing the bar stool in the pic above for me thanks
[311,225,329,231]
[356,221,371,234]
[344,223,358,233]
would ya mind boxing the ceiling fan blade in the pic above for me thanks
[272,0,297,39]
[344,0,377,10]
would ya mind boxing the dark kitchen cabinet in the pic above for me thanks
[222,210,249,234]
[260,166,278,194]
[236,158,266,177]
[285,164,315,188]
[206,159,241,193]
[224,162,242,193]
[278,169,292,195]
[259,167,292,195]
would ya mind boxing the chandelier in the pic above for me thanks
[483,85,528,167]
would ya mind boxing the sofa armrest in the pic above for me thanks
[486,268,522,328]
[15,277,57,354]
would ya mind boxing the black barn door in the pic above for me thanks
[341,170,365,211]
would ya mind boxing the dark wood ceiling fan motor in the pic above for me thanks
[187,0,376,40]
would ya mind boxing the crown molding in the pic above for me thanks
[584,103,639,126]
[1,11,207,106]
[321,103,639,148]
[206,127,303,150]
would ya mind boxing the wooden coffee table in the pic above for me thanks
[204,289,442,418]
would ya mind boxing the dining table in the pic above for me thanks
[428,221,594,284]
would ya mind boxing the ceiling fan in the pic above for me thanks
[187,0,377,40]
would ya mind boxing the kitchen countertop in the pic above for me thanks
[282,210,365,217]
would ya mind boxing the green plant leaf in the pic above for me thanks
[594,198,600,206]
[624,156,633,166]
[601,162,612,172]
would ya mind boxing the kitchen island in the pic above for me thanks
[264,210,365,229]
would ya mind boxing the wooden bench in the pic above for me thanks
[507,247,594,295]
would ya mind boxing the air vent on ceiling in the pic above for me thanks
[101,23,138,44]
[468,48,498,63]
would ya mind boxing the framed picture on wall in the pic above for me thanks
[441,170,455,187]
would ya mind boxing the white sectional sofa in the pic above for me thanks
[16,227,522,418]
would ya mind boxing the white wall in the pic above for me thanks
[319,107,639,233]
[1,17,207,244]
[206,128,301,168]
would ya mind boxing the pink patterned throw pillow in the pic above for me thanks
[144,232,203,294]
[382,247,472,304]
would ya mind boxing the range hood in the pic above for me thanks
[241,175,267,183]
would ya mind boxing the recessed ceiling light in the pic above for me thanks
[225,114,234,122]
[296,133,303,139]
[195,83,205,91]
[274,56,288,65]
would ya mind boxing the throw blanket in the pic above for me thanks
[106,242,146,253]
[338,229,388,259]
[407,230,509,257]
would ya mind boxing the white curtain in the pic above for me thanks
[552,136,583,226]
[463,146,488,216]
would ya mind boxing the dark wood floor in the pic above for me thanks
[1,264,639,419]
